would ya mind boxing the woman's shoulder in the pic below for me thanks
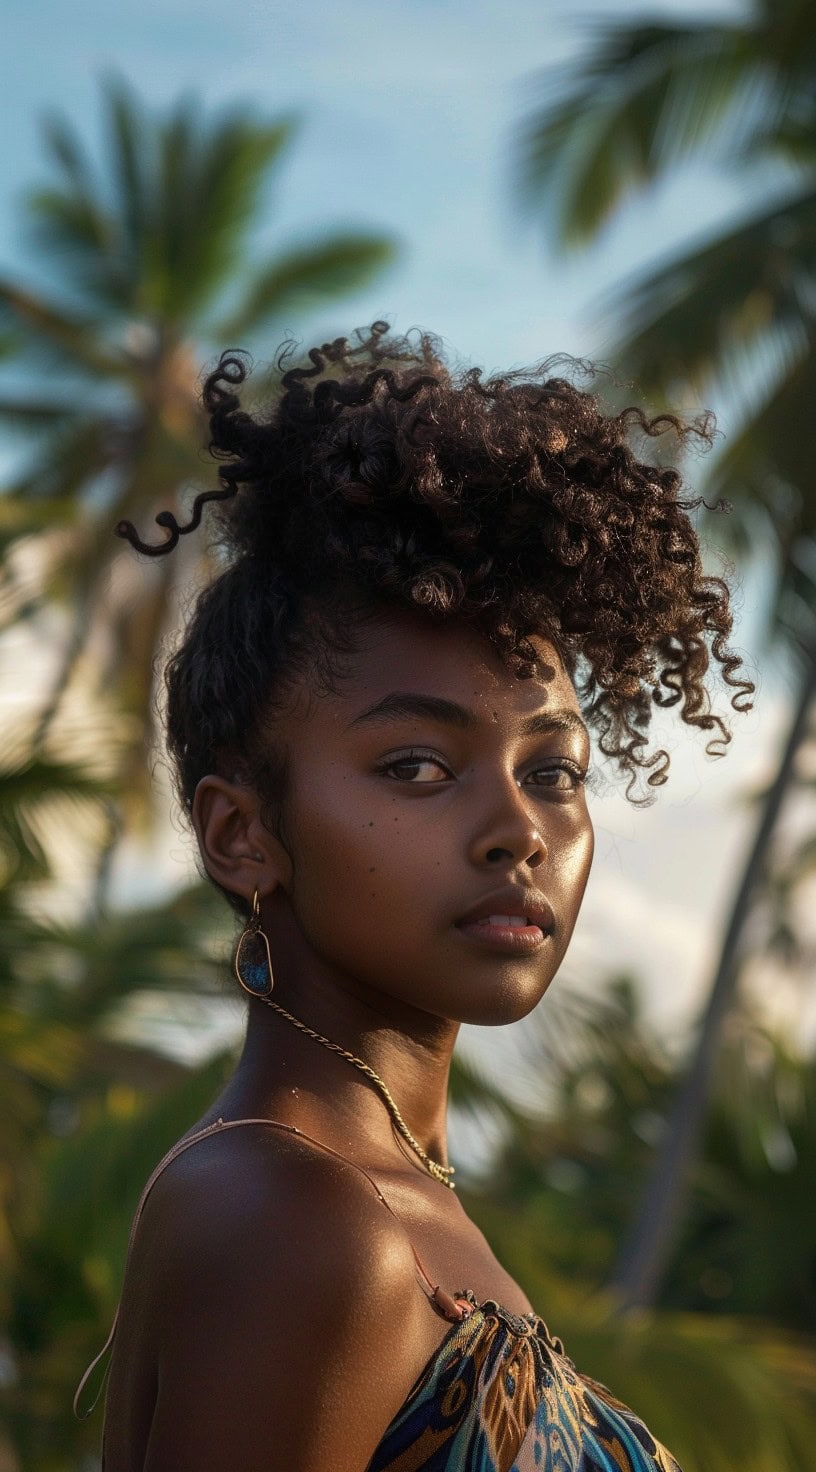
[135,1117,417,1294]
[106,1120,436,1471]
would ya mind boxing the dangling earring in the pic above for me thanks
[234,889,274,997]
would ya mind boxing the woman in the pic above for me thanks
[77,324,752,1469]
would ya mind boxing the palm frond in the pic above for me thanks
[28,82,148,313]
[4,417,117,514]
[160,112,295,325]
[13,882,230,1027]
[220,234,397,338]
[705,349,816,530]
[142,97,290,325]
[0,757,108,813]
[602,184,816,395]
[0,398,78,429]
[0,278,117,376]
[0,756,110,892]
[104,75,150,277]
[27,185,117,269]
[520,18,763,246]
[40,111,100,205]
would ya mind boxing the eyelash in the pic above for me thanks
[377,748,588,792]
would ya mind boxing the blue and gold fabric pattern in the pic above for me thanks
[367,1292,682,1472]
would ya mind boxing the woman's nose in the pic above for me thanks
[485,838,546,868]
[469,784,548,869]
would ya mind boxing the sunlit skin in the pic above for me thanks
[193,608,593,1188]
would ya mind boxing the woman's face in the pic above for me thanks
[266,610,594,1027]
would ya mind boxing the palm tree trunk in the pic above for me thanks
[610,648,816,1311]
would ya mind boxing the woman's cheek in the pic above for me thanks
[576,808,595,886]
[287,781,403,924]
[555,811,594,939]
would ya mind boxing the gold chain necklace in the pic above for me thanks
[234,890,455,1189]
[255,993,455,1189]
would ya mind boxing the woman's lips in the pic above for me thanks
[453,889,555,952]
[455,915,549,953]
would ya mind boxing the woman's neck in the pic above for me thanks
[219,977,459,1180]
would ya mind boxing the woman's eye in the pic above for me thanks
[527,763,586,791]
[381,753,450,783]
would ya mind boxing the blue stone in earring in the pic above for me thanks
[234,889,274,996]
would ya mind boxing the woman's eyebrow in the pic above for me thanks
[347,691,589,740]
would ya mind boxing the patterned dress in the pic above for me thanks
[367,1291,681,1471]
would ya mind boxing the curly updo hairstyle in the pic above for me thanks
[118,322,753,904]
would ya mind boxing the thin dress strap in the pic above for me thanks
[73,1115,473,1420]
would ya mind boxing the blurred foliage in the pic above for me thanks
[0,75,396,825]
[464,978,816,1331]
[0,728,238,1466]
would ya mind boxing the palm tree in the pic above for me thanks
[518,0,816,1310]
[0,76,396,829]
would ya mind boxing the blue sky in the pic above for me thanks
[4,0,750,376]
[6,0,812,1062]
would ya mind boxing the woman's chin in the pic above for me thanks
[432,976,558,1029]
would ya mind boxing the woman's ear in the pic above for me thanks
[191,775,292,904]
